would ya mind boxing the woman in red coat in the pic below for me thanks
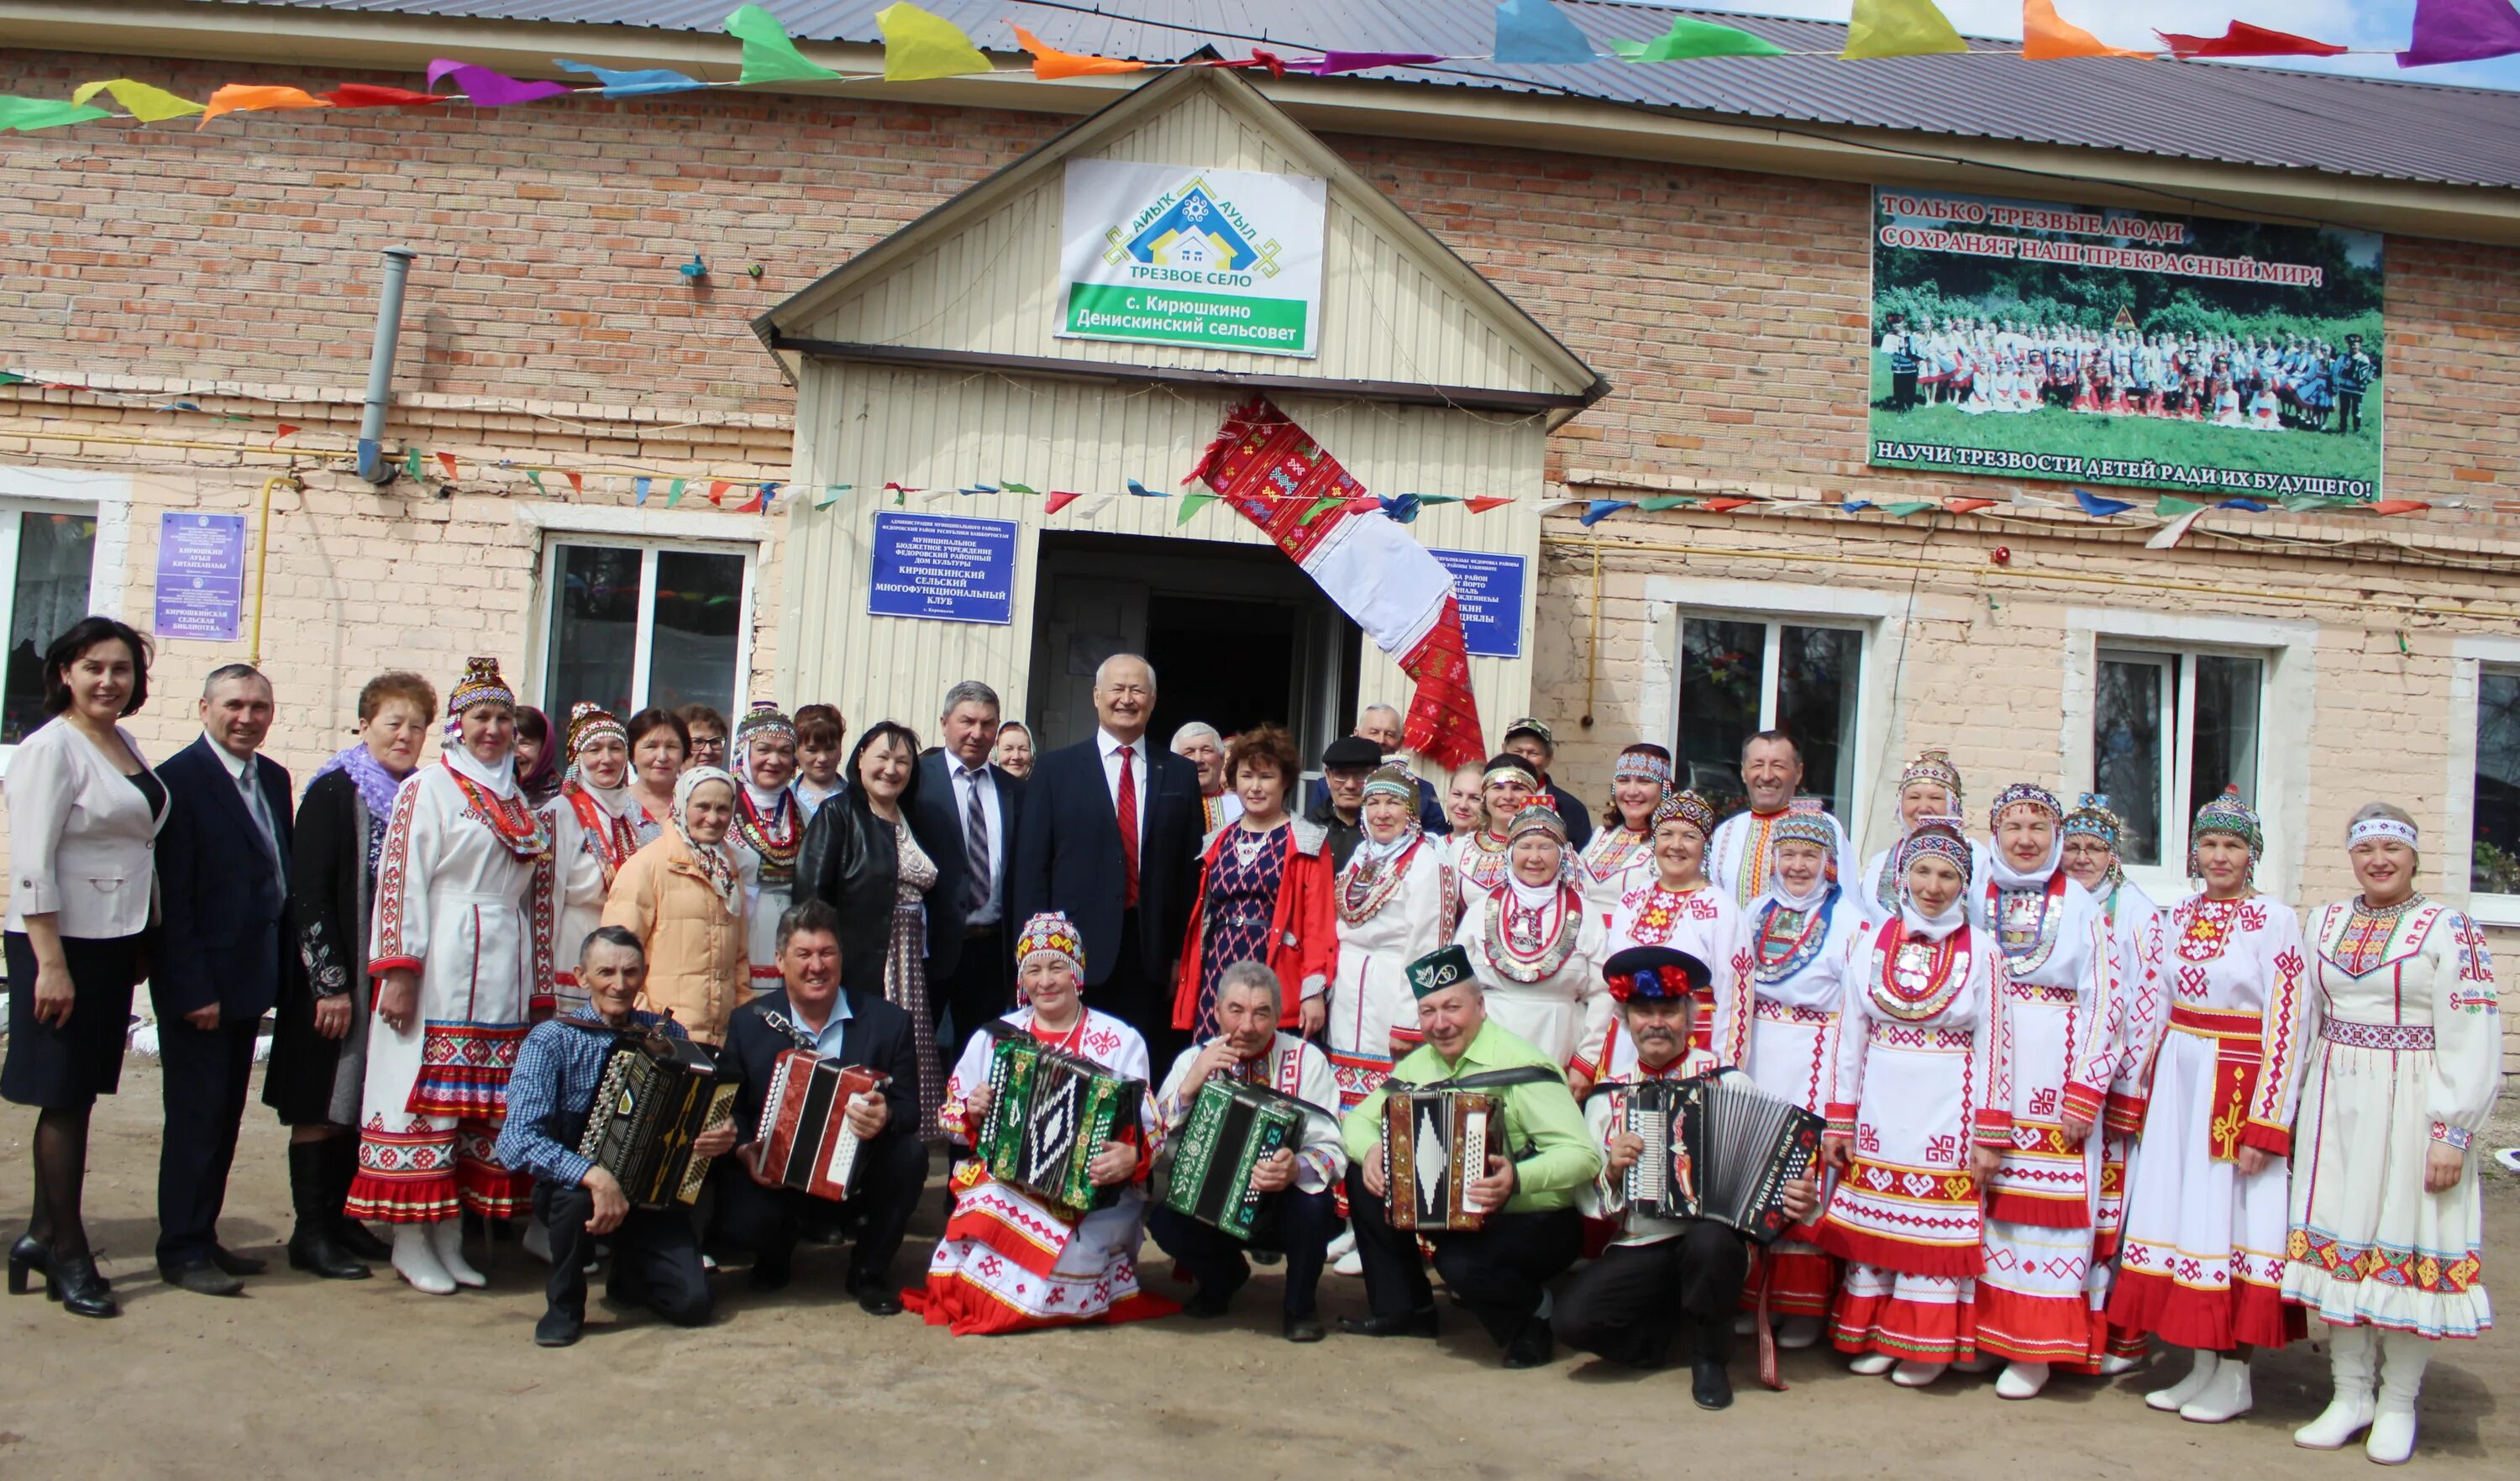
[1173,722,1337,1042]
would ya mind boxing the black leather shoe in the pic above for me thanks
[749,1260,792,1293]
[1339,1307,1438,1338]
[161,1259,244,1296]
[8,1235,48,1295]
[334,1219,391,1263]
[288,1227,373,1280]
[855,1286,905,1316]
[208,1245,269,1278]
[1283,1313,1326,1343]
[1689,1315,1735,1410]
[1501,1317,1556,1369]
[51,1253,119,1318]
[533,1307,584,1347]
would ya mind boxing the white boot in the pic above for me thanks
[1997,1361,2051,1400]
[2179,1355,2253,1423]
[2146,1348,2219,1412]
[2293,1326,2376,1449]
[428,1218,485,1289]
[1892,1359,1949,1388]
[2098,1347,2143,1376]
[1775,1316,1823,1350]
[1849,1352,1897,1376]
[2366,1330,2431,1466]
[391,1225,455,1295]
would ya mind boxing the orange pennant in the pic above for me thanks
[707,480,732,507]
[1701,496,1756,512]
[1012,24,1147,80]
[435,451,459,480]
[198,84,328,129]
[1944,496,1997,513]
[2365,500,2428,516]
[1464,496,1514,514]
[2022,0,2154,60]
[564,470,583,496]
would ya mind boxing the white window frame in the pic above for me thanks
[2447,634,2520,927]
[0,468,134,777]
[2092,644,2269,884]
[2066,608,2316,904]
[516,504,766,721]
[1640,575,1898,864]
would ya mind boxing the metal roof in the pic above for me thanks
[207,1,2520,189]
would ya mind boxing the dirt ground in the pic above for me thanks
[2,1060,2512,1481]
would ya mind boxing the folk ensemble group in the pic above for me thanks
[2,626,2496,1466]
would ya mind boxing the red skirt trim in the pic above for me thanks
[1973,1281,2105,1368]
[1984,1189,2092,1230]
[1831,1287,1976,1362]
[2105,1267,2306,1352]
[1814,1218,1984,1280]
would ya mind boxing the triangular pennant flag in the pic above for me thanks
[1297,52,1449,75]
[1625,18,1787,60]
[324,85,454,108]
[1637,496,1694,512]
[71,79,204,122]
[2155,494,2204,517]
[1840,500,1877,513]
[1701,497,1756,513]
[876,3,994,82]
[757,482,781,514]
[0,97,115,131]
[1416,494,1463,506]
[635,475,653,506]
[2402,0,2520,66]
[1298,496,1345,526]
[1882,501,1937,517]
[403,446,423,479]
[2074,487,2134,517]
[666,478,686,507]
[197,85,326,128]
[2279,492,2357,512]
[1465,496,1513,514]
[0,371,24,386]
[1844,0,1969,59]
[1000,481,1036,495]
[161,401,203,413]
[707,480,731,507]
[1176,492,1216,525]
[1379,493,1421,523]
[1126,478,1160,497]
[436,451,459,480]
[563,471,583,497]
[553,60,709,96]
[1579,499,1633,526]
[2157,23,2344,58]
[2022,0,2153,60]
[1011,25,1147,80]
[2147,506,2209,549]
[882,481,913,504]
[1042,490,1084,515]
[1944,497,1997,513]
[1494,0,1598,64]
[525,470,548,493]
[813,483,850,508]
[1532,497,1578,516]
[2217,497,2270,512]
[424,60,571,107]
[1077,493,1118,518]
[726,4,845,84]
[2365,500,2429,516]
[272,424,302,443]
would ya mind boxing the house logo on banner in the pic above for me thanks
[1058,159,1326,358]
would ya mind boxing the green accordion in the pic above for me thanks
[1158,1078,1307,1241]
[975,1029,1143,1219]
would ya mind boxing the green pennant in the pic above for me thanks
[1622,18,1788,60]
[813,483,851,509]
[666,478,686,507]
[403,446,423,478]
[1637,496,1696,512]
[725,4,843,84]
[525,470,547,494]
[1000,481,1037,496]
[1176,492,1215,526]
[0,371,24,386]
[2279,493,2357,513]
[2155,495,2204,517]
[0,97,113,132]
[1882,500,1936,517]
[1298,496,1342,526]
[1415,494,1462,506]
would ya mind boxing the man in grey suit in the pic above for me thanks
[913,680,1024,1048]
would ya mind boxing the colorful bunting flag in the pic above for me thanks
[2401,0,2520,66]
[1299,496,1344,526]
[707,479,732,506]
[1843,0,1969,59]
[2278,492,2357,512]
[425,61,572,108]
[876,3,994,82]
[71,79,203,121]
[325,85,454,108]
[1464,496,1514,514]
[1494,0,1598,65]
[1840,500,1877,513]
[2073,487,2134,517]
[667,478,687,507]
[2021,1,2153,60]
[2218,497,2270,512]
[1000,481,1037,495]
[1011,26,1147,80]
[553,60,710,96]
[2157,22,2345,58]
[1299,53,1450,75]
[2365,500,2429,515]
[1177,492,1216,524]
[1944,496,1996,513]
[2155,494,2204,516]
[813,483,851,508]
[1700,497,1756,512]
[1580,499,1633,526]
[1882,501,1937,517]
[1126,478,1160,497]
[404,446,423,478]
[272,424,301,442]
[0,98,114,131]
[727,3,845,84]
[1379,493,1421,523]
[197,85,327,128]
[1042,490,1084,515]
[525,469,548,493]
[2147,505,2209,549]
[635,475,653,505]
[436,452,459,481]
[1637,496,1694,512]
[1618,18,1787,60]
[563,470,584,496]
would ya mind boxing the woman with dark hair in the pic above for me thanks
[1171,722,1337,1043]
[624,706,688,845]
[4,616,163,1318]
[676,702,730,772]
[512,706,561,807]
[796,720,945,1127]
[269,669,436,1281]
[791,704,848,818]
[1582,743,1668,917]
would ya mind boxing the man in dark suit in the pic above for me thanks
[151,663,315,1293]
[1008,652,1202,1071]
[913,679,1023,1049]
[721,898,927,1314]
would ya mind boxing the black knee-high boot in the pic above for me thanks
[1690,1312,1735,1411]
[288,1142,370,1279]
[324,1135,390,1261]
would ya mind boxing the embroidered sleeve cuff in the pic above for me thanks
[1824,1102,1858,1138]
[2103,1092,2147,1137]
[2431,1121,2475,1151]
[2061,1082,2107,1125]
[1566,1053,1599,1082]
[1971,1108,2011,1148]
[2239,1118,2292,1157]
[369,955,422,978]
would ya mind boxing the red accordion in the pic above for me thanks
[757,1049,889,1200]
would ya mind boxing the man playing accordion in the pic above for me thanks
[1555,946,1821,1408]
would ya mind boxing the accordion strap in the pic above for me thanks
[758,1008,821,1053]
[1398,1065,1561,1094]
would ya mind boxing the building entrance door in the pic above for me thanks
[1027,532,1359,765]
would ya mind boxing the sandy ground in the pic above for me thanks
[0,1060,2512,1481]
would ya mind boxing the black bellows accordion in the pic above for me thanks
[1601,1074,1823,1244]
[574,1027,738,1210]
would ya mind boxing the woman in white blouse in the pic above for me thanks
[5,617,167,1320]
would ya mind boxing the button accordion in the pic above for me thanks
[758,1050,890,1201]
[1158,1078,1310,1240]
[575,1027,738,1210]
[975,1027,1145,1218]
[1378,1067,1558,1232]
[1601,1074,1824,1244]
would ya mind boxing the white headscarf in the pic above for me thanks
[672,766,743,916]
[443,717,518,798]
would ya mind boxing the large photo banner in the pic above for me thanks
[1866,189,2382,500]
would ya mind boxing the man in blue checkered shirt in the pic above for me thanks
[496,925,734,1346]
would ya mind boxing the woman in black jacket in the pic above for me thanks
[266,671,435,1279]
[795,721,947,1129]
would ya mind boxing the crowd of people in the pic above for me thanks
[0,618,2498,1460]
[1877,313,2377,433]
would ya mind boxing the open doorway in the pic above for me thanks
[1027,531,1360,764]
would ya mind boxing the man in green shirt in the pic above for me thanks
[1337,944,1601,1367]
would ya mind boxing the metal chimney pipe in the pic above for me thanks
[355,247,418,484]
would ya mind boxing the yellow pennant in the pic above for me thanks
[1843,0,1970,59]
[71,78,204,121]
[876,3,995,81]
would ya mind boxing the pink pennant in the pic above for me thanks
[425,60,571,107]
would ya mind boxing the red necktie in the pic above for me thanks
[1116,743,1140,908]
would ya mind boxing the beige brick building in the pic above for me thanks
[3,3,2515,1069]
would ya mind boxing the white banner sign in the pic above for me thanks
[1056,159,1326,359]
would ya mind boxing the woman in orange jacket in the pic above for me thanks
[1172,723,1338,1042]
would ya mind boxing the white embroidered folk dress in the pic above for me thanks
[2281,898,2499,1339]
[2106,892,2310,1352]
[731,781,804,988]
[1578,823,1652,924]
[1709,806,1848,911]
[1599,877,1751,1072]
[1327,834,1457,1111]
[1736,880,1862,1317]
[1455,879,1610,1077]
[1448,828,1515,897]
[546,782,635,1017]
[2090,874,2166,1263]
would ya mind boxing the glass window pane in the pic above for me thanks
[1777,625,1861,819]
[2475,668,2520,895]
[646,549,745,714]
[542,544,640,719]
[2095,657,2166,866]
[3,512,98,745]
[1678,618,1766,817]
[2191,654,2263,822]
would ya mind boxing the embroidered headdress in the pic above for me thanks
[1407,944,1474,1000]
[1612,743,1673,788]
[2061,792,2122,849]
[1508,802,1567,843]
[1015,911,1084,978]
[1771,811,1836,851]
[733,701,795,757]
[1362,762,1420,806]
[1896,747,1965,809]
[2188,785,2263,873]
[1898,814,1974,881]
[1988,781,2062,831]
[1481,754,1538,790]
[1652,789,1718,838]
[448,655,513,716]
[566,700,626,759]
[2348,815,2418,848]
